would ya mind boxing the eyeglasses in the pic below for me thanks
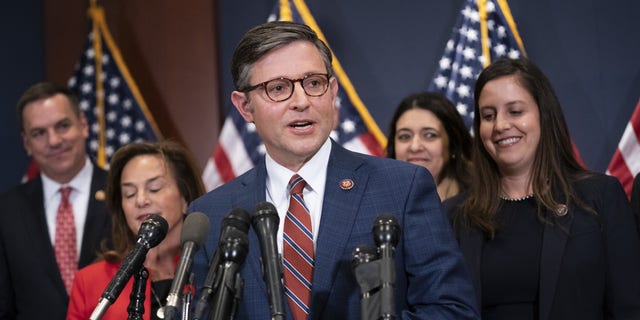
[243,73,331,102]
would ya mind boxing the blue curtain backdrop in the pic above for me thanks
[2,0,640,193]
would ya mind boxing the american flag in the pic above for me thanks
[22,5,159,181]
[201,0,385,191]
[606,99,640,197]
[427,0,525,129]
[68,5,160,169]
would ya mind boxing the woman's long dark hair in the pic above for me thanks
[455,57,590,237]
[386,92,472,190]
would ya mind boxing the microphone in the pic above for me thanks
[163,212,210,320]
[252,201,285,320]
[193,208,251,320]
[89,214,168,320]
[373,215,400,320]
[209,227,249,320]
[352,245,381,320]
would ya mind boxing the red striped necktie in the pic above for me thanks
[55,186,77,294]
[283,174,314,319]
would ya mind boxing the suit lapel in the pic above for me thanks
[310,142,367,318]
[538,210,573,320]
[236,162,280,310]
[79,168,109,267]
[22,177,68,297]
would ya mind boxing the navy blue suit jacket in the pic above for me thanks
[190,141,479,319]
[0,167,112,320]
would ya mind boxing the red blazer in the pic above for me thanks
[67,261,152,320]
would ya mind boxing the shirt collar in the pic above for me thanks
[266,138,331,199]
[42,157,93,200]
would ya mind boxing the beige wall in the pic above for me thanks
[44,0,221,172]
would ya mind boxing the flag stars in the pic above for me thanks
[86,48,95,59]
[508,49,521,59]
[106,146,115,158]
[83,65,95,77]
[456,84,471,98]
[89,140,98,151]
[462,47,476,60]
[487,20,496,31]
[486,1,496,13]
[120,116,132,128]
[439,57,452,70]
[257,143,266,155]
[79,100,91,112]
[334,95,343,109]
[107,111,117,123]
[109,77,121,88]
[135,121,146,132]
[119,133,131,145]
[494,44,507,56]
[459,65,474,79]
[467,28,479,42]
[341,119,356,134]
[123,99,132,110]
[456,103,469,116]
[106,128,115,140]
[497,25,507,38]
[434,75,448,89]
[81,82,93,94]
[107,93,119,105]
[91,123,100,134]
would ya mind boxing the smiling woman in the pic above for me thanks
[444,57,640,320]
[66,140,205,320]
[386,92,472,201]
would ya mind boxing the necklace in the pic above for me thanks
[500,193,534,202]
[150,286,165,319]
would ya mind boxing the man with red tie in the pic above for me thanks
[189,21,479,319]
[0,82,112,319]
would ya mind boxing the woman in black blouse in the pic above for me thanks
[444,57,640,320]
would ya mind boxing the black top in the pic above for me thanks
[151,279,172,320]
[445,173,640,320]
[482,197,543,319]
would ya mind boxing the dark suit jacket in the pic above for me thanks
[445,173,640,320]
[0,167,112,320]
[190,141,479,320]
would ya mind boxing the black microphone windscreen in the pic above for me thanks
[252,201,279,222]
[373,214,400,247]
[181,212,210,248]
[139,214,169,248]
[222,208,251,233]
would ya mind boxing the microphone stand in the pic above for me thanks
[352,245,381,320]
[373,215,400,320]
[127,267,149,320]
[181,273,195,320]
[208,234,247,320]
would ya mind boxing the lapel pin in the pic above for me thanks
[555,204,568,216]
[95,190,106,201]
[339,179,354,190]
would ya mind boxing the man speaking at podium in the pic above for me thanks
[189,21,479,319]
